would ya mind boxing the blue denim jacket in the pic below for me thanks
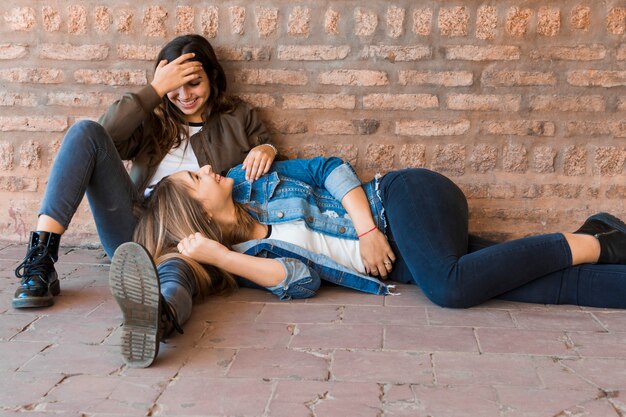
[226,157,394,300]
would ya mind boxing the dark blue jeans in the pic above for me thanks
[40,120,197,323]
[380,169,626,309]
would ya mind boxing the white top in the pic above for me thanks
[269,220,366,274]
[145,124,202,196]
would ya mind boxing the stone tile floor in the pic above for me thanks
[0,241,625,416]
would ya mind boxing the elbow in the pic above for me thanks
[267,270,321,301]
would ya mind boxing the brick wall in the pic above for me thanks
[1,1,625,246]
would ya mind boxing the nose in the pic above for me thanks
[197,165,213,175]
[177,85,191,99]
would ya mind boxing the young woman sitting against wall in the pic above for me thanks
[12,34,278,311]
[109,156,626,367]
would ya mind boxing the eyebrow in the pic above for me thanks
[187,172,195,183]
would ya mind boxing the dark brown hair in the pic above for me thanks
[152,34,240,153]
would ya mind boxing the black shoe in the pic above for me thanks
[574,212,626,264]
[13,231,61,309]
[109,242,183,368]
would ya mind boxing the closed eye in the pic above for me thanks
[187,171,198,183]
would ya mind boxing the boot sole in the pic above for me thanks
[588,212,626,234]
[109,242,161,368]
[12,278,60,309]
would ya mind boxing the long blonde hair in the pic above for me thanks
[133,175,256,298]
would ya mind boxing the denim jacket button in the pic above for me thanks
[339,226,346,233]
[276,211,284,218]
[306,216,314,223]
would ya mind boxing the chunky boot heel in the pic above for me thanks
[13,231,62,309]
[50,279,61,296]
[574,212,626,264]
[109,242,183,368]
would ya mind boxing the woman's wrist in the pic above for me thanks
[150,81,166,98]
[357,225,378,239]
[262,143,278,156]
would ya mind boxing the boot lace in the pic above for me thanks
[160,294,184,335]
[15,244,51,282]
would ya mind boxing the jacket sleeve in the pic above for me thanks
[265,258,321,300]
[268,157,362,201]
[243,103,272,148]
[97,85,163,159]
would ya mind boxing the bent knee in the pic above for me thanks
[66,120,109,143]
[424,288,475,309]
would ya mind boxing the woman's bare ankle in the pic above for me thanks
[36,215,66,235]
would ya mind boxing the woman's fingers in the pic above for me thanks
[171,52,196,64]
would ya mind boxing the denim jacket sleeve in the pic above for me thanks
[228,157,362,202]
[265,258,321,300]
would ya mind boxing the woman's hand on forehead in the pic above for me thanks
[151,53,203,97]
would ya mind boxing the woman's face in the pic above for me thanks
[171,165,234,215]
[166,67,210,123]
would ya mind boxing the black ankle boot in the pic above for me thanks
[13,231,62,308]
[109,242,183,368]
[574,213,626,264]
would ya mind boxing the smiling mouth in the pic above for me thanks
[177,98,198,109]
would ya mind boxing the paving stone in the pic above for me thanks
[592,311,626,332]
[475,328,576,356]
[86,296,123,319]
[268,380,382,417]
[177,347,235,377]
[388,384,501,417]
[556,399,622,417]
[342,305,427,325]
[191,300,265,323]
[560,357,626,390]
[41,286,108,316]
[427,306,515,327]
[332,350,431,384]
[533,357,597,389]
[198,321,293,348]
[42,375,162,415]
[568,331,626,358]
[20,343,122,375]
[228,347,329,379]
[156,377,272,416]
[290,324,383,349]
[0,371,63,410]
[256,303,341,323]
[314,381,383,417]
[0,340,49,372]
[496,386,604,417]
[1,241,626,415]
[511,310,605,331]
[385,325,478,352]
[11,314,118,344]
[267,380,328,417]
[0,312,37,340]
[433,352,541,386]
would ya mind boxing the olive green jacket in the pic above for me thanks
[98,85,272,193]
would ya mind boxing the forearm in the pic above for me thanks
[217,251,286,287]
[341,187,377,235]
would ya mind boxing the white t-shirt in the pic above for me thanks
[145,123,202,196]
[269,220,366,274]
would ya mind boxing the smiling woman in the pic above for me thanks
[12,34,278,320]
[113,156,626,368]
